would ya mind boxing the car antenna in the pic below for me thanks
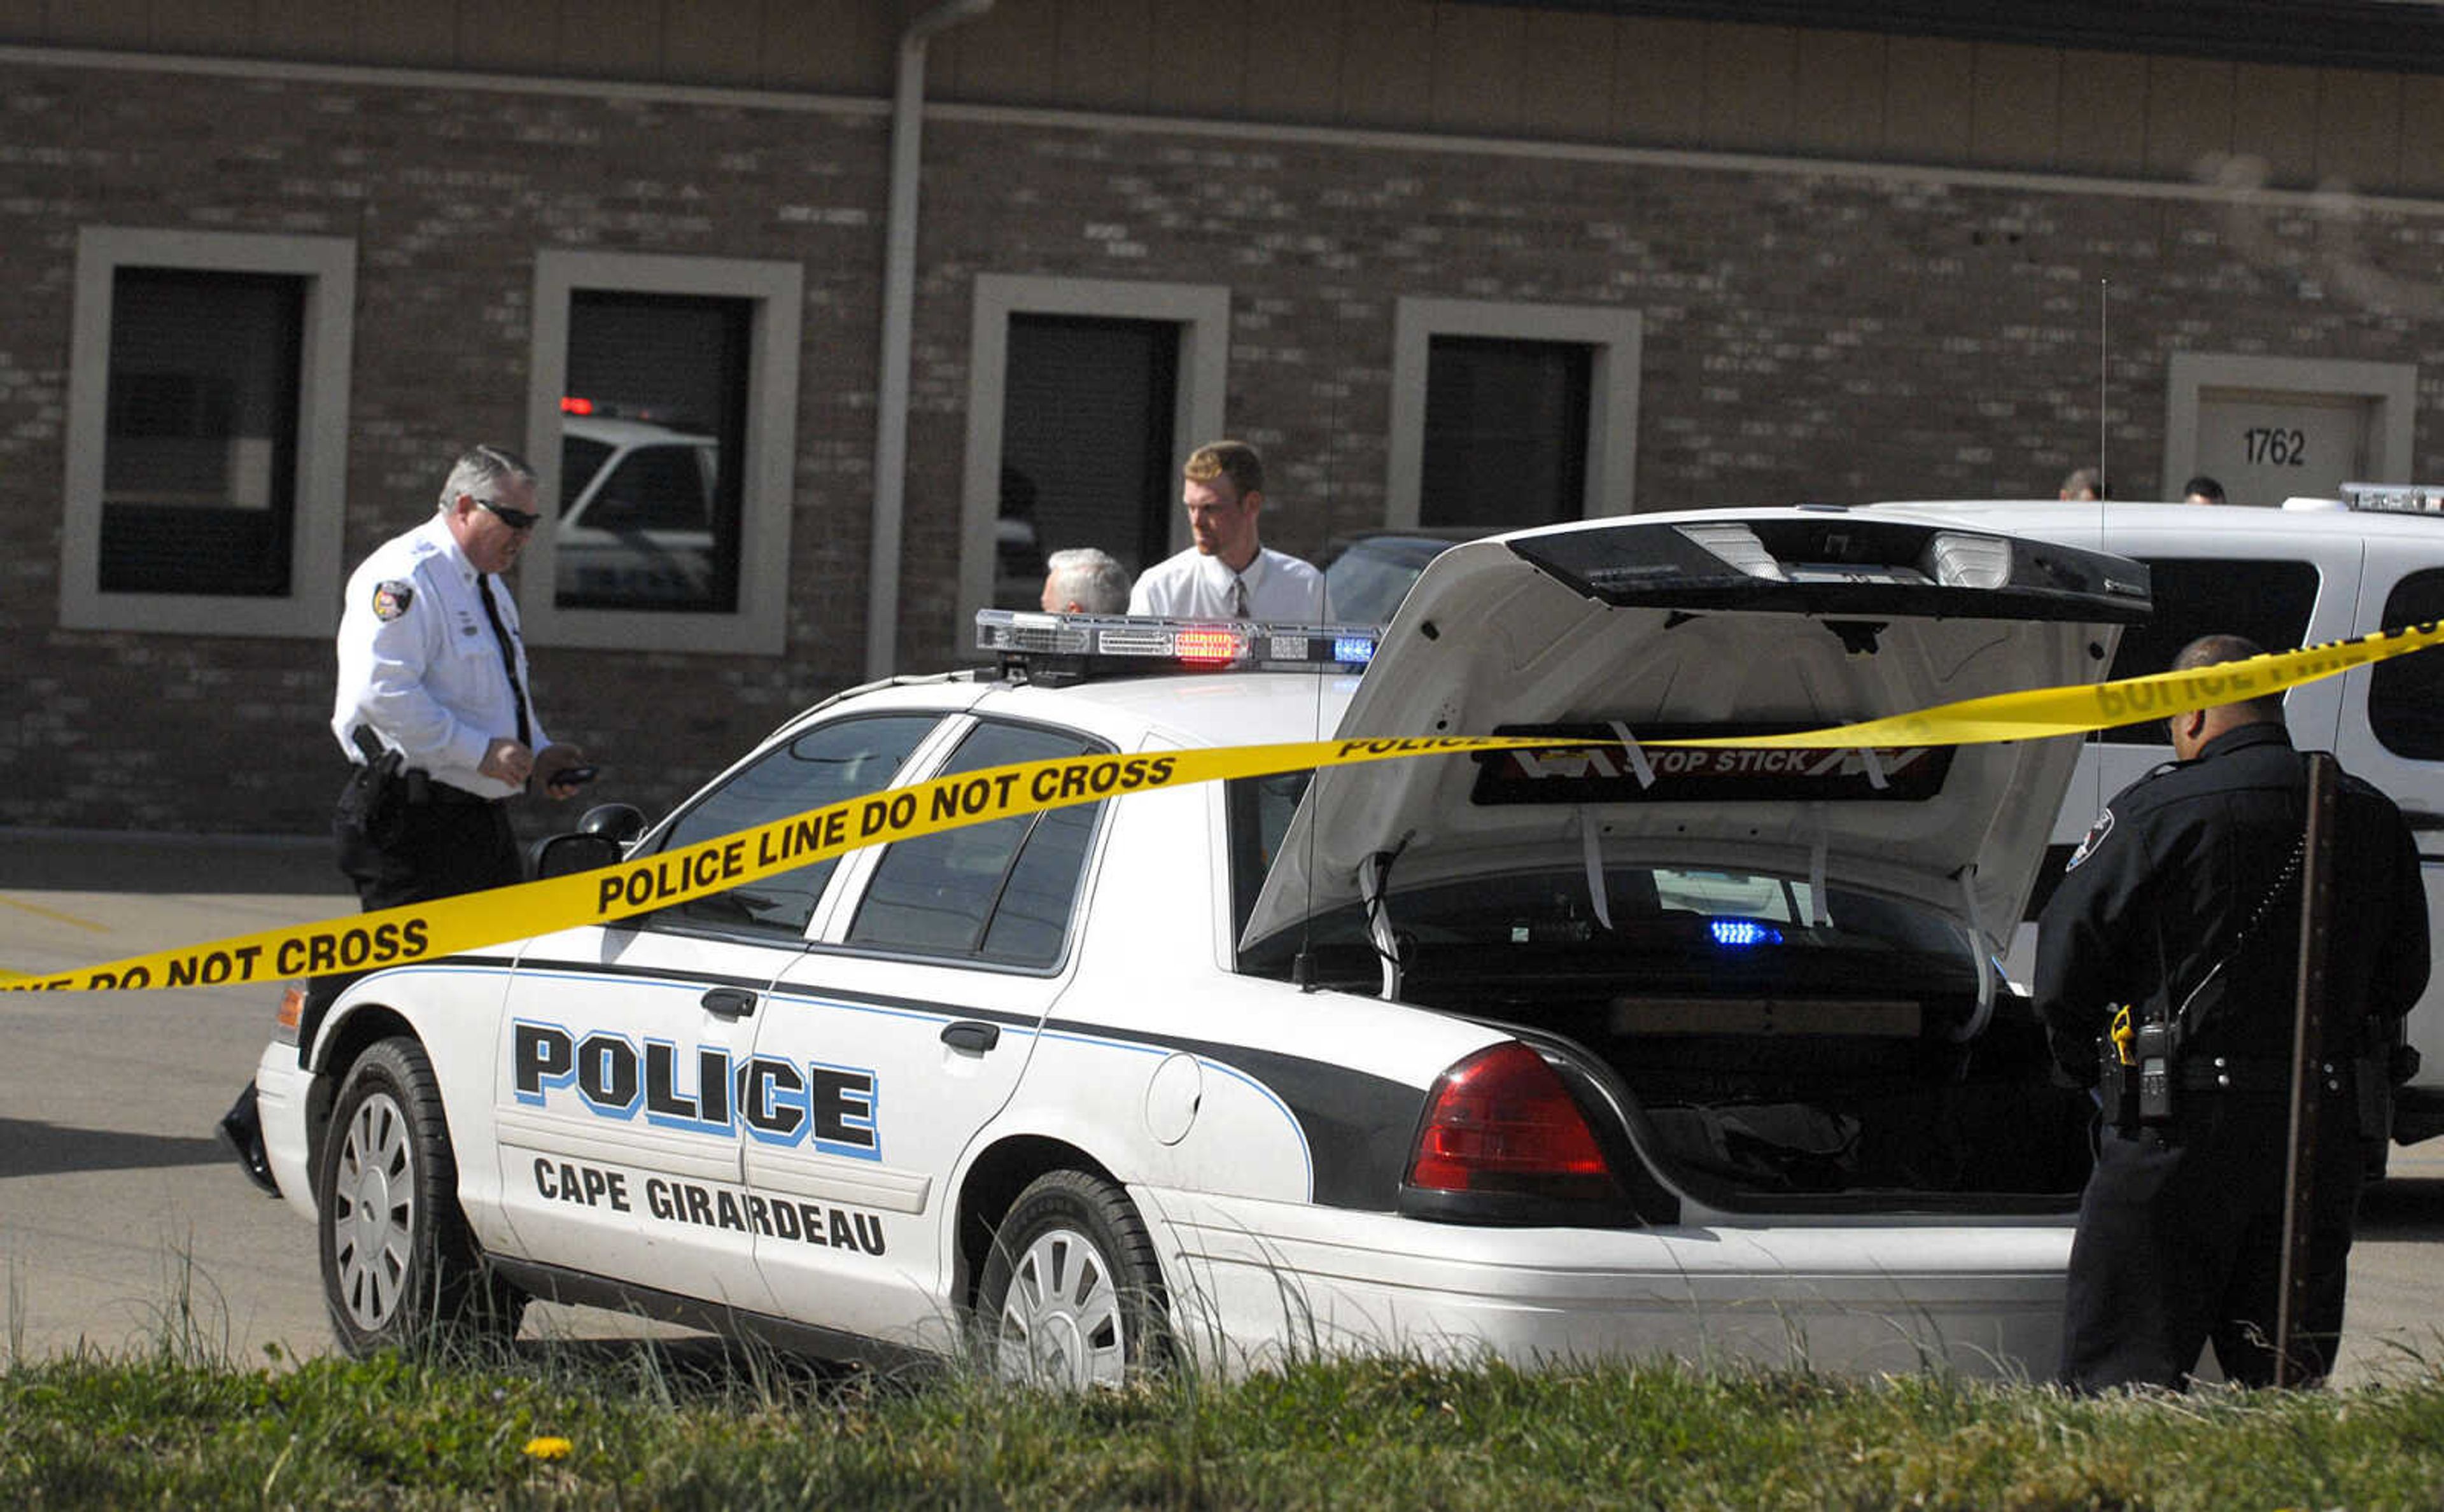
[1293,372,1343,993]
[2096,277,2109,499]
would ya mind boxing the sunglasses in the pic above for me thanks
[475,498,542,531]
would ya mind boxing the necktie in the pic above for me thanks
[477,574,533,748]
[1230,574,1249,619]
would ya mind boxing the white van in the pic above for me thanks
[1875,487,2444,1146]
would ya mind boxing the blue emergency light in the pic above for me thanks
[1709,918,1783,948]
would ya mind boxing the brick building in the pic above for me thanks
[3,1,2440,834]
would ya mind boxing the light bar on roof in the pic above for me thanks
[975,610,1380,682]
[2340,482,2444,515]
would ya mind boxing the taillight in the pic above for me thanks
[272,983,306,1046]
[1407,1042,1615,1200]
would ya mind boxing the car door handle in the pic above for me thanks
[940,1021,1000,1053]
[701,987,757,1018]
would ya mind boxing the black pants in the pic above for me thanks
[334,778,523,910]
[2058,1092,2362,1391]
[220,773,523,1191]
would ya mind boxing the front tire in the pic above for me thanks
[316,1036,521,1354]
[978,1169,1167,1386]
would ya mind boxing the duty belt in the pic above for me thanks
[2175,1054,2354,1096]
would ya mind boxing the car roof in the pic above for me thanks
[1867,498,2444,543]
[976,670,1360,750]
[561,415,715,447]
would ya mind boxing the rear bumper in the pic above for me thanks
[253,1044,320,1222]
[1137,1186,2072,1380]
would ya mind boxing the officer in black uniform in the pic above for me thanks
[2038,634,2427,1391]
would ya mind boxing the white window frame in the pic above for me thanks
[523,249,803,655]
[1387,297,1643,526]
[62,227,356,637]
[2161,353,2417,502]
[959,274,1232,633]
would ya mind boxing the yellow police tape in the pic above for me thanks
[6,618,2441,994]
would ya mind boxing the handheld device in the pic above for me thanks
[552,765,600,787]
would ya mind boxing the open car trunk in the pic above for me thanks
[1232,508,2148,1214]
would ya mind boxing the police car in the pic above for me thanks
[554,413,719,608]
[247,507,2150,1383]
[1867,485,2444,1147]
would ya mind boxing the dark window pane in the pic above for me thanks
[586,444,714,533]
[999,316,1179,605]
[850,722,1103,963]
[558,292,750,613]
[559,435,614,511]
[2371,570,2444,759]
[1420,336,1590,531]
[654,715,939,941]
[2097,559,2321,744]
[98,269,304,596]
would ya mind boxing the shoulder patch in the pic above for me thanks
[372,580,415,622]
[2064,809,2114,872]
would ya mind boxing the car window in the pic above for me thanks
[651,715,940,941]
[559,435,614,512]
[584,444,712,533]
[2097,557,2319,744]
[846,722,1104,967]
[2370,568,2444,760]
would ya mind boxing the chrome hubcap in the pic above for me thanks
[330,1091,416,1331]
[995,1226,1127,1386]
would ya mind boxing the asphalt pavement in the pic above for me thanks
[3,827,2440,1380]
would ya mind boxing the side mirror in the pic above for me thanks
[534,831,625,879]
[577,802,647,844]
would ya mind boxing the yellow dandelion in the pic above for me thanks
[523,1436,574,1462]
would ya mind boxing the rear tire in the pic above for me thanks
[316,1036,523,1355]
[978,1170,1167,1386]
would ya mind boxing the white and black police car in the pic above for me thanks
[247,507,2149,1384]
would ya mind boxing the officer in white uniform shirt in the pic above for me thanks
[329,444,591,909]
[1127,440,1328,620]
[224,446,594,1192]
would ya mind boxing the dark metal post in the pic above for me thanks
[2276,752,2340,1387]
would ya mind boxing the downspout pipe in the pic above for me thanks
[866,0,994,681]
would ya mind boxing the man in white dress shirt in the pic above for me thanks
[1127,440,1327,620]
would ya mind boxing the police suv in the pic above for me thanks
[248,507,2149,1383]
[1872,485,2444,1147]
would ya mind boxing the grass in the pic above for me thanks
[8,1329,2444,1510]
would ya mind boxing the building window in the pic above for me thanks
[525,251,802,655]
[1421,336,1592,530]
[997,314,1182,604]
[1388,298,1641,529]
[962,276,1232,632]
[62,228,355,637]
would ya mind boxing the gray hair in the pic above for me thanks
[1044,547,1130,614]
[438,444,538,510]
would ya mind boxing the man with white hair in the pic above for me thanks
[1041,547,1130,614]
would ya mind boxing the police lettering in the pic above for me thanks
[533,1156,630,1211]
[512,1020,880,1155]
[642,1178,887,1254]
[594,837,751,916]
